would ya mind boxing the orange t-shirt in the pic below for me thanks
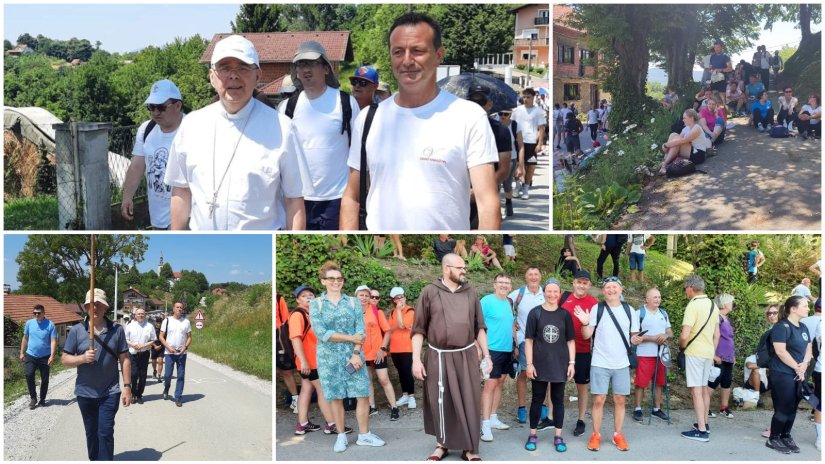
[276,296,289,327]
[288,309,317,370]
[362,305,390,361]
[387,305,415,353]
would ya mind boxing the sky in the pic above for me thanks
[3,234,272,290]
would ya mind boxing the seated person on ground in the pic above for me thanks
[557,247,581,276]
[744,353,769,393]
[745,74,766,117]
[693,85,713,110]
[659,109,710,175]
[797,94,821,140]
[726,80,745,116]
[661,88,680,110]
[471,235,503,271]
[751,91,774,131]
[699,97,727,146]
[777,87,799,130]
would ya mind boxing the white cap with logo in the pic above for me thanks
[211,34,260,67]
[144,79,182,105]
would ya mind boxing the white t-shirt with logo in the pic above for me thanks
[636,305,671,357]
[161,316,192,354]
[290,87,360,201]
[627,234,652,255]
[508,286,546,345]
[801,104,822,125]
[512,104,547,143]
[132,118,184,228]
[346,90,498,230]
[588,302,640,369]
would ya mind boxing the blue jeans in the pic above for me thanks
[77,393,120,461]
[629,252,646,271]
[164,353,187,401]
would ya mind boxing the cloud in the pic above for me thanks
[229,269,241,276]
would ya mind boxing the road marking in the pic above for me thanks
[187,377,227,384]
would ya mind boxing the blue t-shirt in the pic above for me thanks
[748,249,763,273]
[746,82,765,99]
[709,53,730,71]
[64,320,128,398]
[24,318,57,358]
[752,100,772,118]
[503,234,513,246]
[480,294,515,352]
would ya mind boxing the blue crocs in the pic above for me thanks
[554,436,567,453]
[525,434,538,451]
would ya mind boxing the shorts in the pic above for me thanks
[634,356,666,388]
[813,371,821,404]
[366,358,388,369]
[300,369,320,381]
[590,365,631,395]
[517,341,527,372]
[151,348,163,360]
[685,355,713,388]
[489,350,514,379]
[707,361,733,389]
[628,252,646,271]
[574,352,591,385]
[524,143,538,165]
[304,198,342,231]
[689,147,706,165]
[503,244,515,258]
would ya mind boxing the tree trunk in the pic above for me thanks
[608,5,652,127]
[800,4,811,40]
[565,235,577,256]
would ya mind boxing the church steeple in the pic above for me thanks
[158,252,164,275]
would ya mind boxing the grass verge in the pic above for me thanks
[4,354,67,405]
[4,195,59,230]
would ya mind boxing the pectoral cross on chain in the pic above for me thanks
[207,193,219,219]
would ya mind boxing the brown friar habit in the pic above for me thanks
[412,279,487,453]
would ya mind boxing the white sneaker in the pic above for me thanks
[356,432,386,447]
[396,395,409,407]
[480,422,494,442]
[334,433,348,452]
[758,123,764,132]
[291,396,299,414]
[408,397,417,409]
[815,436,820,451]
[520,185,529,200]
[489,415,511,430]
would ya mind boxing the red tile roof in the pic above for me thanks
[259,74,288,95]
[172,272,182,279]
[4,295,84,326]
[200,32,353,64]
[124,287,148,298]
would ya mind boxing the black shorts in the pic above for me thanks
[367,358,388,369]
[689,147,706,165]
[814,371,821,404]
[489,350,514,379]
[524,143,538,165]
[574,352,591,385]
[300,369,319,381]
[708,361,733,389]
[151,348,163,360]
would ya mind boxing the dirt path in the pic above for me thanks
[622,93,821,230]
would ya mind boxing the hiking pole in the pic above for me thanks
[88,234,96,350]
[649,346,661,426]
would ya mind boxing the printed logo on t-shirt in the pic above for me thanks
[148,147,172,195]
[420,146,446,164]
[802,331,810,342]
[542,324,560,343]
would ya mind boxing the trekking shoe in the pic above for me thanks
[324,424,353,435]
[334,433,348,453]
[612,432,629,451]
[765,437,791,454]
[573,420,586,437]
[524,434,538,451]
[780,435,800,453]
[489,415,510,430]
[587,432,601,451]
[136,397,143,405]
[396,395,409,407]
[295,421,321,435]
[537,417,555,431]
[517,406,527,424]
[356,432,386,447]
[707,410,717,419]
[693,423,710,433]
[390,407,400,421]
[29,398,37,410]
[480,422,493,442]
[652,409,669,421]
[408,397,417,409]
[369,406,378,416]
[681,429,710,442]
[554,436,567,452]
[719,408,734,419]
[176,400,182,407]
[38,399,47,407]
[632,409,643,423]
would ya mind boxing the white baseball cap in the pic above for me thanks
[390,287,405,298]
[281,75,296,93]
[354,285,371,294]
[211,35,260,67]
[144,79,182,105]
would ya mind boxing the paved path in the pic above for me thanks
[275,401,819,461]
[502,150,551,231]
[5,353,272,461]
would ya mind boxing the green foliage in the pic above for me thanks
[646,81,666,101]
[5,354,67,405]
[3,196,59,230]
[350,234,394,258]
[274,234,355,304]
[580,182,641,223]
[232,4,288,32]
[4,316,25,346]
[159,262,174,280]
[4,39,14,51]
[465,253,486,272]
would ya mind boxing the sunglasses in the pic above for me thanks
[33,312,43,315]
[370,295,380,300]
[146,102,172,112]
[785,90,793,93]
[350,79,372,88]
[499,112,512,117]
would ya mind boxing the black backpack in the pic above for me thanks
[276,308,309,369]
[756,322,794,368]
[143,120,157,143]
[284,89,353,146]
[769,124,790,138]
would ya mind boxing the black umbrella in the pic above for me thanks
[437,72,519,114]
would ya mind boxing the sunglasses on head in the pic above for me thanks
[146,102,172,112]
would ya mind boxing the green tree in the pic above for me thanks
[66,37,94,62]
[435,4,514,71]
[3,39,12,51]
[231,4,288,32]
[159,262,174,281]
[282,4,358,32]
[124,265,142,288]
[16,33,37,50]
[63,51,130,125]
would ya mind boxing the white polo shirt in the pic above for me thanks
[164,99,311,230]
[161,316,191,354]
[125,319,157,355]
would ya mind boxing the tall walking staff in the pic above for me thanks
[88,234,95,353]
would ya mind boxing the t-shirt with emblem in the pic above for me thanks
[769,320,811,375]
[525,305,575,382]
[132,117,184,228]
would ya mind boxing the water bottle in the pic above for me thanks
[480,358,490,380]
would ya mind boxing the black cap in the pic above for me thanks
[468,83,491,104]
[573,270,592,282]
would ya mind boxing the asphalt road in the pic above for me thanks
[502,150,551,231]
[5,353,272,461]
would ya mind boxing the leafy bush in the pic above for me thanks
[351,234,395,258]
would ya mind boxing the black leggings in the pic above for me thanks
[391,352,415,394]
[769,371,801,438]
[752,107,775,128]
[529,380,565,429]
[596,247,621,279]
[589,123,598,141]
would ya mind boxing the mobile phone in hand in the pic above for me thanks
[345,362,357,375]
[637,330,648,337]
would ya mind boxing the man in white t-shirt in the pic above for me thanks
[792,278,816,302]
[339,12,499,230]
[626,234,656,283]
[125,309,157,403]
[122,79,184,229]
[631,288,672,422]
[577,276,641,451]
[507,266,546,424]
[286,40,360,230]
[511,88,547,200]
[159,302,192,407]
[164,34,309,230]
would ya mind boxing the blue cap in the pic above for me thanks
[293,285,316,298]
[352,66,379,85]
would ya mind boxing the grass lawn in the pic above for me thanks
[4,195,59,230]
[4,355,68,405]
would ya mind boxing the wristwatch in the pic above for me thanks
[352,349,362,355]
[380,347,388,353]
[123,384,132,389]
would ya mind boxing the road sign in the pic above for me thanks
[195,321,204,330]
[194,310,205,321]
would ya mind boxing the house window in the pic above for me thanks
[564,84,581,101]
[580,49,595,65]
[557,45,574,64]
[522,52,538,60]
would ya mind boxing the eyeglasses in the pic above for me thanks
[324,277,344,283]
[350,79,372,88]
[767,311,779,316]
[295,60,323,69]
[370,295,380,300]
[212,64,257,78]
[446,265,467,271]
[785,90,793,93]
[146,102,172,112]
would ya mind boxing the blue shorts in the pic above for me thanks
[304,198,341,231]
[629,252,646,271]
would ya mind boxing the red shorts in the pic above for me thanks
[634,356,666,388]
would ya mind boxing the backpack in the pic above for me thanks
[357,103,379,230]
[667,158,699,178]
[284,89,353,146]
[769,124,790,138]
[276,308,309,369]
[143,120,157,143]
[756,322,791,368]
[771,55,780,67]
[639,305,669,325]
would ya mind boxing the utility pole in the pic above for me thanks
[526,36,533,88]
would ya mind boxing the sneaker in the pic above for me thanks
[489,415,510,430]
[780,435,800,453]
[396,395,409,407]
[29,398,37,410]
[295,421,321,435]
[632,409,643,423]
[356,432,386,447]
[554,436,567,452]
[757,123,764,132]
[162,391,168,400]
[38,399,47,407]
[612,432,629,451]
[707,410,717,419]
[521,186,530,200]
[524,434,538,451]
[587,432,601,451]
[390,407,399,421]
[369,406,378,416]
[765,437,791,454]
[334,433,348,453]
[693,423,710,434]
[135,397,143,405]
[408,397,417,409]
[815,436,820,451]
[761,429,770,438]
[480,422,493,442]
[801,132,809,140]
[324,424,353,435]
[573,420,586,437]
[176,400,182,407]
[681,429,710,442]
[537,417,555,431]
[719,408,734,419]
[517,406,527,424]
[652,409,669,421]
